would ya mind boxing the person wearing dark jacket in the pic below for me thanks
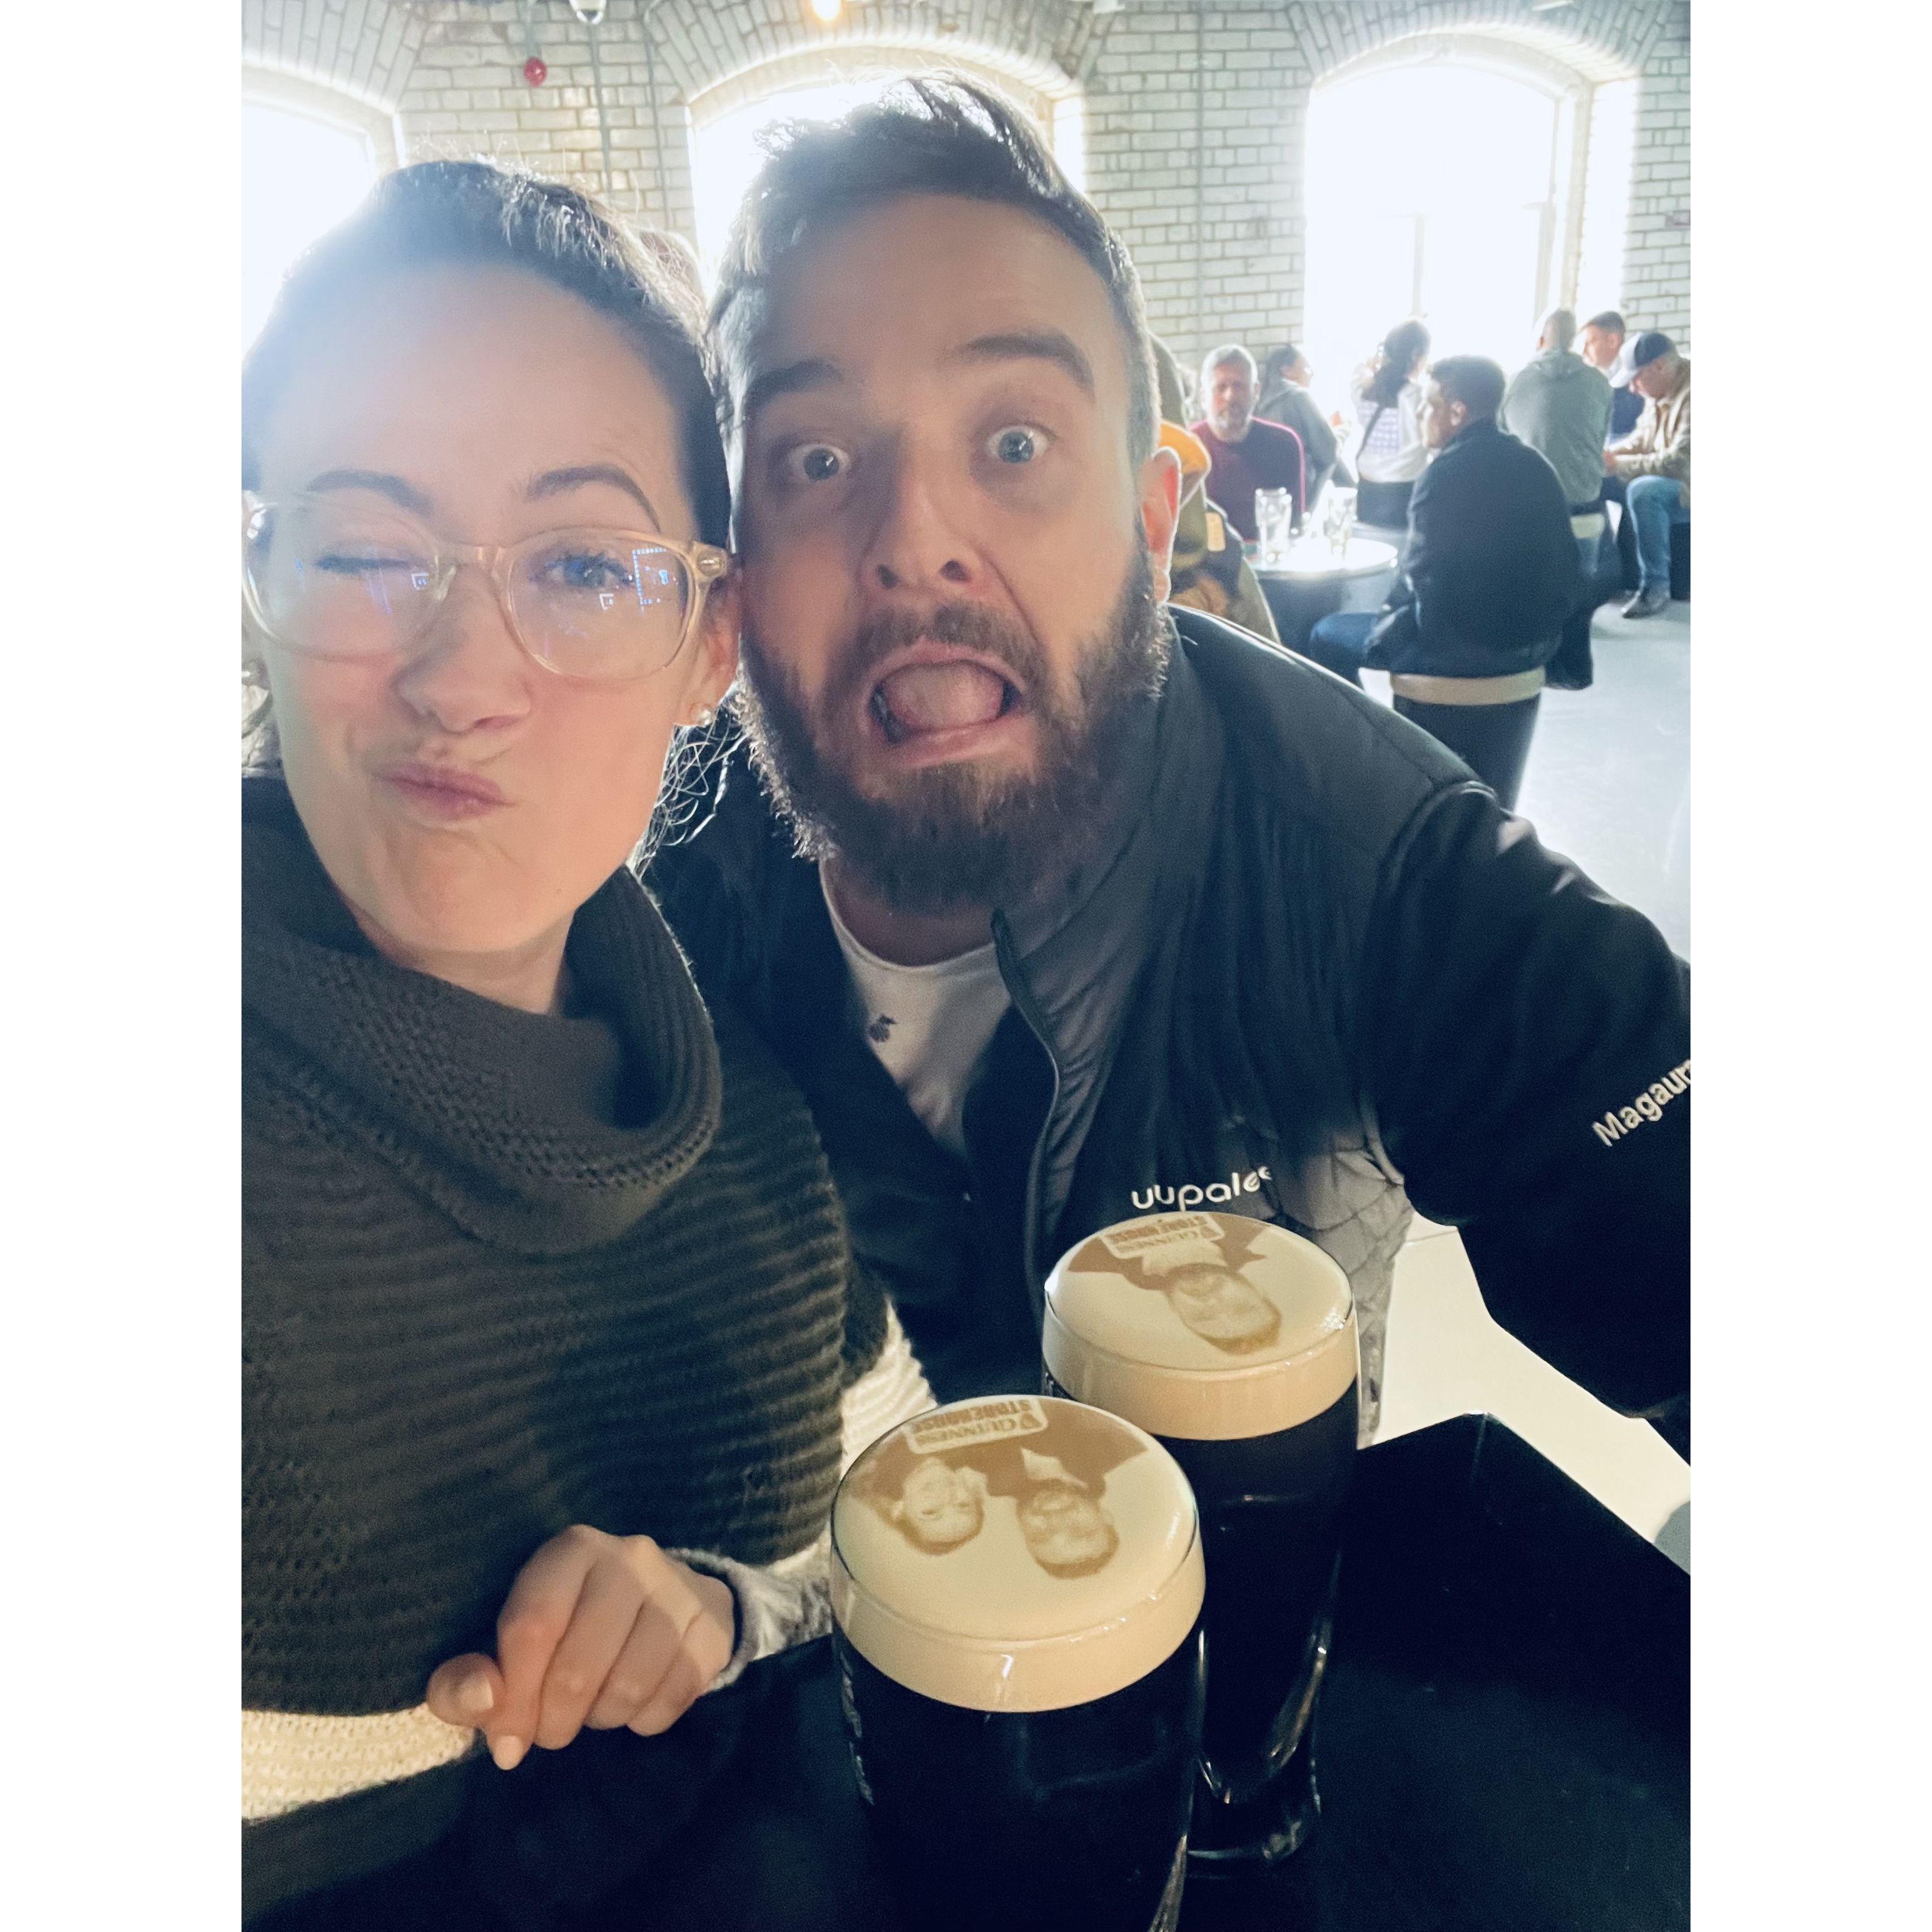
[1299,356,1580,804]
[661,82,1689,1468]
[1304,355,1580,686]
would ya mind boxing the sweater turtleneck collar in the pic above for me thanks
[242,775,722,1256]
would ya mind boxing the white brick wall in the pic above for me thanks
[242,0,1690,364]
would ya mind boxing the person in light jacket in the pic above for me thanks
[1605,332,1691,618]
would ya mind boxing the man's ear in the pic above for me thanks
[1137,444,1183,602]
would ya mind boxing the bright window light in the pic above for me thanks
[693,81,888,281]
[243,101,380,350]
[692,76,1077,281]
[1303,61,1564,418]
[1575,76,1636,320]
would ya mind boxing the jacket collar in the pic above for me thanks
[1443,415,1502,453]
[994,616,1220,1051]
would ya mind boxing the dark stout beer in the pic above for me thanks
[832,1395,1207,1931]
[1043,1211,1358,1865]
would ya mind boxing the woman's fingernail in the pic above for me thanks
[452,1672,494,1720]
[490,1734,528,1772]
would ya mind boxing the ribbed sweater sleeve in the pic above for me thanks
[675,1301,937,1688]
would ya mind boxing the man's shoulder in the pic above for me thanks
[1167,608,1470,857]
[1251,415,1306,450]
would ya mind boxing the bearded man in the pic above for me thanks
[651,82,1690,1457]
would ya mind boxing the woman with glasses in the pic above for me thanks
[241,163,929,1928]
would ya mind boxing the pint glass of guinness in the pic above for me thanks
[831,1395,1207,1932]
[1043,1211,1358,1866]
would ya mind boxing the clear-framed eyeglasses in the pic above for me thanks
[242,492,730,683]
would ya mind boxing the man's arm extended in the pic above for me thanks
[1360,785,1690,1453]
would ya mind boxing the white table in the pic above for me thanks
[1249,536,1400,651]
[1251,534,1399,581]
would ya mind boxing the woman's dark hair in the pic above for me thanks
[1365,320,1432,409]
[1259,343,1303,392]
[242,160,730,547]
[709,77,1158,467]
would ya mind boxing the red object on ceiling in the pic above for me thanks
[523,56,548,87]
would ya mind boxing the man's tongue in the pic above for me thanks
[876,662,1008,736]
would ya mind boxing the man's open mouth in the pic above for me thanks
[867,651,1027,746]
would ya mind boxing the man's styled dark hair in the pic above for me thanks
[243,160,730,547]
[709,77,1159,465]
[1583,309,1627,337]
[1428,355,1508,423]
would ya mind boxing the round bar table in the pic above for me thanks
[1253,536,1399,658]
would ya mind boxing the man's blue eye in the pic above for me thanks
[992,427,1039,465]
[789,445,845,484]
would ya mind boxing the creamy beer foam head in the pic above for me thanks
[832,1396,1205,1713]
[1044,1212,1358,1441]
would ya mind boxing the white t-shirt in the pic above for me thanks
[821,873,1012,1163]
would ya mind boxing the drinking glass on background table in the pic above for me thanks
[1254,488,1294,568]
[1322,486,1358,557]
[833,1396,1208,1931]
[1044,1211,1359,1868]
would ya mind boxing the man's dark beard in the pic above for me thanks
[733,544,1170,915]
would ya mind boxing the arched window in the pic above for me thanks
[1302,38,1614,413]
[688,51,1083,281]
[242,72,396,349]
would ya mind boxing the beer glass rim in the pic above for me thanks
[831,1401,1207,1714]
[1044,1214,1358,1441]
[1042,1304,1358,1443]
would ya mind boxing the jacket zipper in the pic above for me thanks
[991,910,1063,1313]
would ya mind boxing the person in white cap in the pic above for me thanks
[1605,330,1691,617]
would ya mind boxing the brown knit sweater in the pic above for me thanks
[241,778,930,1926]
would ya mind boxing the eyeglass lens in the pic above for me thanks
[245,500,694,677]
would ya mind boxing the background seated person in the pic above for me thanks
[1191,343,1306,540]
[1152,337,1279,641]
[1301,355,1580,692]
[1256,342,1342,502]
[1350,318,1432,527]
[1501,308,1616,689]
[1500,308,1613,514]
[1580,309,1645,441]
[1604,332,1692,618]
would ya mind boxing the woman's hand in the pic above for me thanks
[424,1526,737,1771]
